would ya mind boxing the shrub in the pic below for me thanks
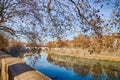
[7,41,24,57]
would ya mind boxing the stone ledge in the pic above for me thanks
[1,57,51,80]
[8,63,50,80]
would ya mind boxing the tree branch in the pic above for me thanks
[0,26,15,35]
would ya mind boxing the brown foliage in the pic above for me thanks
[0,35,8,49]
[7,40,24,56]
[47,42,54,49]
[47,35,120,53]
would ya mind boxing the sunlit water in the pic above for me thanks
[24,53,120,80]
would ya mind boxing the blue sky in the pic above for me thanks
[5,0,119,43]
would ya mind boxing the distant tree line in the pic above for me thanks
[47,35,120,53]
[0,38,41,56]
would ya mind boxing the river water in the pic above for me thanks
[24,53,120,80]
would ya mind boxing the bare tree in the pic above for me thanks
[0,0,119,42]
[0,0,17,34]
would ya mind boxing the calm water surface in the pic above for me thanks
[24,53,120,80]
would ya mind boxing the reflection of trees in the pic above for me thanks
[54,61,72,70]
[47,54,72,70]
[91,63,102,76]
[27,54,41,66]
[73,64,90,77]
[90,63,120,80]
[90,63,104,80]
[47,54,53,63]
[47,54,120,80]
[104,69,120,80]
[118,72,120,79]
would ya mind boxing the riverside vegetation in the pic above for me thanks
[47,35,120,61]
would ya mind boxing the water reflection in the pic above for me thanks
[24,53,41,66]
[73,64,90,77]
[24,53,120,80]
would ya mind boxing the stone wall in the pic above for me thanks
[50,48,120,57]
[0,51,51,80]
[49,48,120,61]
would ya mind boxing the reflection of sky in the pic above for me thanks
[24,53,116,80]
[24,53,93,80]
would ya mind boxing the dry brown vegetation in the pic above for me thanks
[0,35,8,50]
[0,37,42,56]
[47,35,120,53]
[7,40,24,55]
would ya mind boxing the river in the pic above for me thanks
[24,53,120,80]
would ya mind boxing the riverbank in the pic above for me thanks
[48,48,120,62]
